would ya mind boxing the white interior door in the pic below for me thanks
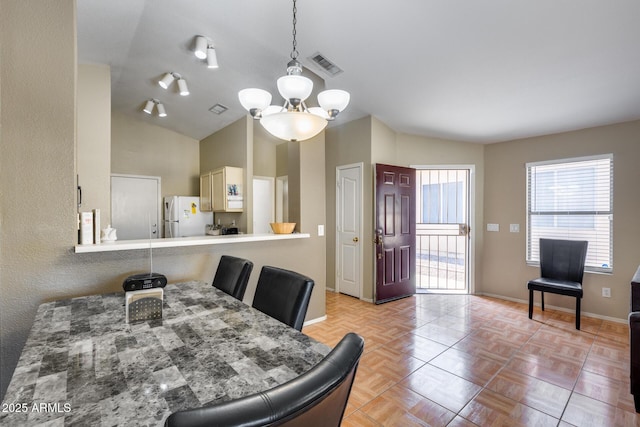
[111,174,161,240]
[336,164,363,298]
[253,176,275,234]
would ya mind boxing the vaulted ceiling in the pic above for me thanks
[78,0,640,143]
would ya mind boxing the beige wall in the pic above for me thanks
[200,116,251,231]
[111,111,200,198]
[1,0,78,399]
[483,120,640,320]
[77,63,111,225]
[326,117,373,297]
[253,122,277,177]
[276,142,289,177]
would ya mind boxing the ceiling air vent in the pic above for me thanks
[309,52,343,77]
[209,104,228,115]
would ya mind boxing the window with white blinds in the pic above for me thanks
[526,154,613,272]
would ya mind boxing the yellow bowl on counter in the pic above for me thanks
[270,222,296,234]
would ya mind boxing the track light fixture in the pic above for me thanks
[158,72,189,96]
[194,36,208,59]
[194,35,219,69]
[142,99,167,117]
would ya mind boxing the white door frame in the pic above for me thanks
[411,164,476,294]
[335,163,364,299]
[275,175,288,223]
[252,176,275,234]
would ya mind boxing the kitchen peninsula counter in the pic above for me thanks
[74,233,310,253]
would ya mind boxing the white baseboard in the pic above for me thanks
[326,287,373,303]
[481,292,628,324]
[303,315,327,327]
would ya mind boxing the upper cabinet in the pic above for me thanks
[200,172,213,211]
[200,166,243,212]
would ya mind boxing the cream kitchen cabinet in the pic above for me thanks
[200,166,243,212]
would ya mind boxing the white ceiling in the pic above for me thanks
[77,0,640,144]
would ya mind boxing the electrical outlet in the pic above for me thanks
[602,287,611,298]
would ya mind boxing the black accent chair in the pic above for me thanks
[528,238,588,329]
[165,332,364,427]
[252,266,314,331]
[212,255,253,301]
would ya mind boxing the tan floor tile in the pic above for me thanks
[341,410,384,427]
[452,334,520,364]
[582,352,630,382]
[429,348,504,387]
[507,352,582,390]
[486,368,571,418]
[562,392,640,427]
[445,416,481,426]
[413,323,469,347]
[459,388,559,427]
[385,333,449,363]
[574,369,638,413]
[360,384,455,427]
[360,347,426,382]
[349,364,396,408]
[401,364,481,412]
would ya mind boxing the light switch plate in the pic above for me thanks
[318,225,325,236]
[487,223,499,232]
[510,224,520,233]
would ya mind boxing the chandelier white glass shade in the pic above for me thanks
[238,0,349,142]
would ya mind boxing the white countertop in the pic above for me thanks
[74,233,310,253]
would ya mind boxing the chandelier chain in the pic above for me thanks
[291,0,298,60]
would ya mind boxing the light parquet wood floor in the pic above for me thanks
[302,292,639,427]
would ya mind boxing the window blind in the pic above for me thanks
[526,154,613,272]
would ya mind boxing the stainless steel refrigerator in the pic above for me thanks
[163,196,213,238]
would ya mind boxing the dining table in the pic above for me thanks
[0,281,330,426]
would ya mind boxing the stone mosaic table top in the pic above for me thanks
[1,281,330,426]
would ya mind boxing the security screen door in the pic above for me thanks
[416,168,470,293]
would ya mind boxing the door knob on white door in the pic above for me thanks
[353,237,359,242]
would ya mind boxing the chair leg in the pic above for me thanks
[541,292,545,311]
[528,289,533,319]
[576,297,581,330]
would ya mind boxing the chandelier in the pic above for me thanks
[238,0,350,142]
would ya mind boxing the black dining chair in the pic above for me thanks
[252,266,314,331]
[165,332,364,427]
[528,238,588,329]
[212,255,253,301]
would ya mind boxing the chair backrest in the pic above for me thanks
[539,238,588,283]
[212,255,253,301]
[165,333,365,427]
[252,266,314,331]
